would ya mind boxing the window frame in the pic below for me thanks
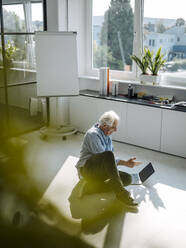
[85,0,186,87]
[142,0,186,86]
[0,0,46,84]
[85,0,142,81]
[2,0,44,34]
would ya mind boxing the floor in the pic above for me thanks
[0,104,44,136]
[22,130,186,248]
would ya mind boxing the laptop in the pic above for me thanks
[131,162,155,185]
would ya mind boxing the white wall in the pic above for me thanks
[68,0,86,75]
[46,0,59,31]
[46,0,86,74]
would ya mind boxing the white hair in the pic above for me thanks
[98,110,120,127]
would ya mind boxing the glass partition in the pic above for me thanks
[0,0,46,136]
[3,4,26,33]
[4,34,36,85]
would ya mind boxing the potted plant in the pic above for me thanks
[0,40,18,68]
[145,47,166,84]
[131,47,166,85]
[130,48,149,75]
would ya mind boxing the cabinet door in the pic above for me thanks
[69,96,97,132]
[161,109,186,158]
[96,98,127,142]
[126,103,161,150]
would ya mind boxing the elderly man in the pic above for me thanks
[76,110,141,211]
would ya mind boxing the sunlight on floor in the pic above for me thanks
[22,131,186,248]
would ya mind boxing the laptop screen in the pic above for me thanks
[139,162,155,183]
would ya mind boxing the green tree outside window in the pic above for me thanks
[94,0,134,71]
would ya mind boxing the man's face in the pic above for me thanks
[102,120,118,136]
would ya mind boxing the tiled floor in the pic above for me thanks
[23,131,186,248]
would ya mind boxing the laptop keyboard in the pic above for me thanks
[131,173,141,185]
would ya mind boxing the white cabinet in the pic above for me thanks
[69,96,127,142]
[69,96,98,132]
[70,95,186,158]
[161,109,186,158]
[126,103,162,151]
[95,98,127,142]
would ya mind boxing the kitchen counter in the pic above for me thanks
[80,89,186,113]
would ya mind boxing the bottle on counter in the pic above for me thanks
[128,84,134,98]
[99,67,110,96]
[112,81,119,96]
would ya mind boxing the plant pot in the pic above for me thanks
[139,74,161,85]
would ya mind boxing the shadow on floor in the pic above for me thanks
[131,184,165,210]
[129,176,165,210]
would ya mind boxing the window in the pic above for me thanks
[0,0,46,135]
[148,39,155,47]
[1,1,44,85]
[3,4,26,32]
[144,0,186,83]
[31,2,43,31]
[87,0,139,79]
[92,0,135,72]
[86,0,186,86]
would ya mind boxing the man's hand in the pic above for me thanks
[126,157,142,168]
[118,157,142,168]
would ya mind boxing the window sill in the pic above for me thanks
[79,75,186,91]
[79,75,137,84]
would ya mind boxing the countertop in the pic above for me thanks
[80,89,186,113]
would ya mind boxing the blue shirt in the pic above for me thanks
[76,123,119,170]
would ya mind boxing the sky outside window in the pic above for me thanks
[4,4,25,20]
[144,0,186,78]
[144,0,186,19]
[4,3,42,21]
[32,3,43,21]
[93,0,134,16]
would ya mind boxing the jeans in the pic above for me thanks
[80,151,132,194]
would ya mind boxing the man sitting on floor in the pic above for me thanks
[76,110,142,211]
